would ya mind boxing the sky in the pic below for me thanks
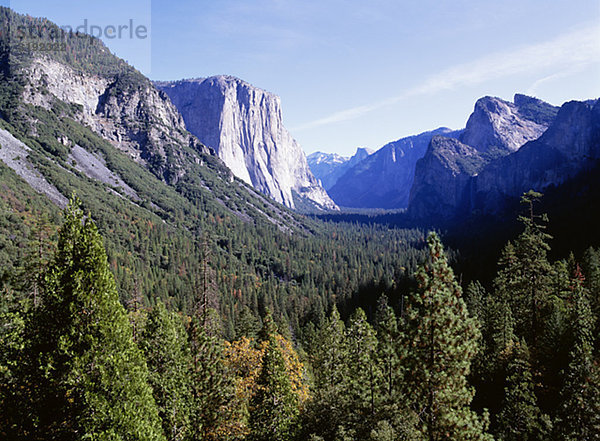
[3,0,600,156]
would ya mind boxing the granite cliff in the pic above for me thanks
[156,76,337,211]
[408,95,560,220]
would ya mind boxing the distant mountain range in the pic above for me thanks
[309,93,600,225]
[1,5,598,229]
[307,148,372,191]
[327,128,460,209]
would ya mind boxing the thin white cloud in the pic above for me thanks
[526,63,590,96]
[292,24,600,131]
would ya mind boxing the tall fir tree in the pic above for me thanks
[555,273,600,439]
[304,305,349,441]
[26,198,165,440]
[375,295,400,408]
[582,246,600,352]
[188,308,234,441]
[345,307,379,438]
[0,287,29,438]
[400,232,492,441]
[495,191,553,345]
[496,340,550,441]
[141,300,194,441]
[374,296,416,440]
[249,313,299,441]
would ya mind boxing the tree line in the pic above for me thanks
[1,191,600,440]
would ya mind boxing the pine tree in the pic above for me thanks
[0,287,29,438]
[18,214,55,307]
[374,296,417,440]
[496,340,550,441]
[304,305,349,441]
[582,247,600,350]
[495,191,553,344]
[249,314,299,441]
[555,275,600,439]
[345,307,379,438]
[27,198,165,440]
[235,305,261,339]
[188,309,234,441]
[471,294,515,418]
[375,295,400,406]
[465,281,487,324]
[400,232,491,441]
[141,300,194,441]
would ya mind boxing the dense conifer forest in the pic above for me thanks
[2,191,600,440]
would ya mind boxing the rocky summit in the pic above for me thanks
[156,76,337,211]
[407,94,600,222]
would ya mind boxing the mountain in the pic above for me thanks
[307,147,372,190]
[0,7,329,298]
[473,99,600,213]
[0,8,425,334]
[155,76,337,211]
[328,128,459,209]
[407,95,600,223]
[459,94,556,154]
[408,136,485,219]
[408,94,560,220]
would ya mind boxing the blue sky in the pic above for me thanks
[4,0,600,156]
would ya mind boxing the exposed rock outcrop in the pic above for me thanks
[0,128,68,207]
[408,136,484,219]
[474,99,600,213]
[156,76,337,211]
[408,95,560,221]
[459,95,555,153]
[23,56,211,184]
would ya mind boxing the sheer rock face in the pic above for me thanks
[459,95,551,153]
[328,128,459,209]
[408,136,484,219]
[155,76,337,210]
[474,99,600,213]
[408,95,561,221]
[23,56,209,184]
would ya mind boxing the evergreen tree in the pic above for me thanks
[471,294,515,419]
[496,340,550,441]
[27,198,165,440]
[0,287,28,438]
[400,232,491,441]
[582,247,600,350]
[345,307,379,438]
[555,275,600,440]
[375,295,401,407]
[141,300,194,441]
[373,296,417,440]
[235,305,261,340]
[188,309,234,441]
[465,281,487,324]
[304,306,349,441]
[495,191,553,344]
[249,314,299,441]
